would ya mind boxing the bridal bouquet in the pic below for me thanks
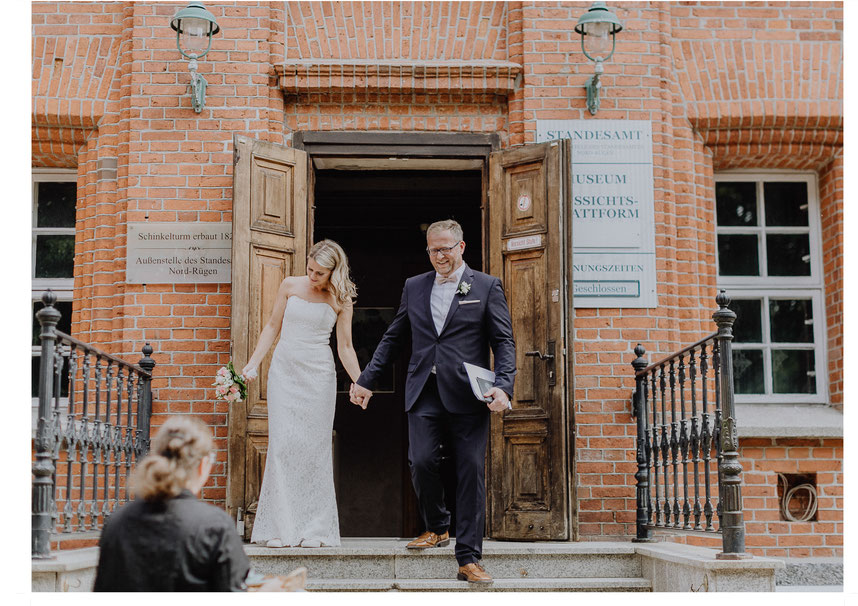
[213,361,248,403]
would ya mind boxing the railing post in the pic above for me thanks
[712,290,749,559]
[631,344,653,542]
[137,343,155,456]
[33,291,60,558]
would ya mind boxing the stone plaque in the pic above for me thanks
[126,222,232,284]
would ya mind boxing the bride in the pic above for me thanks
[242,240,362,548]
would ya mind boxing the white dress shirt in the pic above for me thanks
[430,262,466,336]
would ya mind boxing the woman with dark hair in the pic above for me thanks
[93,416,251,591]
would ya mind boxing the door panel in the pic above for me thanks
[507,254,544,406]
[488,140,571,540]
[229,135,308,538]
[250,246,292,407]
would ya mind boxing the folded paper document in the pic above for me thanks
[463,362,511,409]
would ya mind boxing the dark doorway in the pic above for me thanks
[313,169,483,537]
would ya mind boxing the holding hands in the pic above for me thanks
[241,364,259,383]
[349,383,372,410]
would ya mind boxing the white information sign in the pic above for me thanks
[537,120,657,308]
[127,222,232,284]
[507,234,542,251]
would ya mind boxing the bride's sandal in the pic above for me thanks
[300,539,322,548]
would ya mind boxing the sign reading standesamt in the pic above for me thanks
[127,223,232,284]
[537,120,657,308]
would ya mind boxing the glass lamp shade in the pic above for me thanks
[170,3,220,60]
[178,17,212,58]
[582,21,612,61]
[574,2,623,64]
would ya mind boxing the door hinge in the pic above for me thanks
[233,147,241,165]
[235,507,244,535]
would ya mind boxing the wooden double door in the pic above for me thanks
[228,134,575,541]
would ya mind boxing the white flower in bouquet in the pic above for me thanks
[212,361,248,403]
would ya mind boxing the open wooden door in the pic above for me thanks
[228,135,308,538]
[487,140,573,540]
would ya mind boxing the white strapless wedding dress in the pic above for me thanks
[251,295,341,547]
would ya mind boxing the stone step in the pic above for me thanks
[305,577,653,592]
[246,539,643,581]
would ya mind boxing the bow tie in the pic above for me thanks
[435,275,458,285]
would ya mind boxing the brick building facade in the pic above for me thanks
[31,1,843,559]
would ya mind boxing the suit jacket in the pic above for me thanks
[357,264,516,414]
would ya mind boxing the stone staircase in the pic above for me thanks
[32,537,784,591]
[244,538,652,592]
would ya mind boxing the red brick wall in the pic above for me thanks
[669,437,843,558]
[34,2,290,504]
[32,1,843,556]
[566,2,843,551]
[32,1,124,168]
[284,1,509,61]
[819,153,843,410]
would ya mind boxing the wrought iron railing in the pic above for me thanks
[32,291,155,559]
[631,291,748,558]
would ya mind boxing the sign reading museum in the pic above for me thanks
[127,223,231,284]
[537,120,657,308]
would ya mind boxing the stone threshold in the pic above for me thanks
[306,577,652,592]
[245,537,639,556]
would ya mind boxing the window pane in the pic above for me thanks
[764,182,809,227]
[716,182,758,226]
[35,235,75,278]
[770,299,813,343]
[36,182,77,228]
[732,299,762,343]
[32,356,39,398]
[733,349,764,394]
[32,300,73,346]
[772,349,816,394]
[718,234,759,276]
[31,355,69,398]
[766,234,810,276]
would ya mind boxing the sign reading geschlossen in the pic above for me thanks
[126,223,232,284]
[536,120,657,308]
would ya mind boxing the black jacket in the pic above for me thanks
[358,264,516,414]
[94,490,249,592]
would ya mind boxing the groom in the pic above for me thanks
[350,219,516,584]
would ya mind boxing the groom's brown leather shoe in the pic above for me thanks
[406,530,450,549]
[457,562,493,584]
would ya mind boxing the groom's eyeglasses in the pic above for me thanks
[426,242,461,256]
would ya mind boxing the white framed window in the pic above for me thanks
[715,172,827,404]
[32,169,76,405]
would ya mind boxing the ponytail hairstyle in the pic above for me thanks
[308,239,357,308]
[132,416,213,502]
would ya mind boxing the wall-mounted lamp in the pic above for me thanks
[170,2,220,113]
[574,2,623,115]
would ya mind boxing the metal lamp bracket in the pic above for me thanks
[585,73,601,115]
[187,59,207,113]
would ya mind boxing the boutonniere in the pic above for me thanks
[456,281,472,296]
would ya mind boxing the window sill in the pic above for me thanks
[736,403,842,438]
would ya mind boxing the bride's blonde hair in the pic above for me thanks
[309,239,357,308]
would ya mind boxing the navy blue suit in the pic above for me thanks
[357,264,516,565]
